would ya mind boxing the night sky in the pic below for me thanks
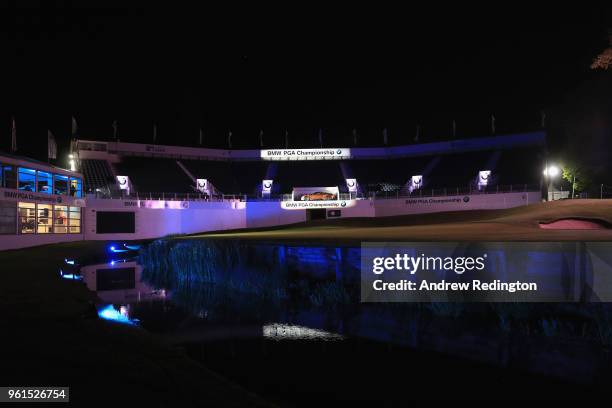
[1,2,611,162]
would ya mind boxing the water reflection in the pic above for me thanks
[263,324,344,341]
[58,239,612,385]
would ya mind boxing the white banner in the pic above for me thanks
[116,176,130,191]
[478,170,491,188]
[346,178,358,193]
[262,179,273,195]
[409,175,423,193]
[281,200,356,210]
[261,148,351,161]
[196,178,208,193]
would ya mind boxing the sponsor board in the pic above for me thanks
[0,188,85,206]
[281,200,355,210]
[405,196,469,205]
[292,186,339,201]
[261,148,351,161]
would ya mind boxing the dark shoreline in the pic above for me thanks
[0,240,274,407]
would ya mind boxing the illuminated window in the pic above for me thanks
[54,174,69,195]
[18,168,36,192]
[18,202,36,234]
[54,205,68,234]
[37,204,53,233]
[37,171,53,194]
[68,206,81,234]
[1,164,16,189]
[70,177,82,197]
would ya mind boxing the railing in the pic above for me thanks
[87,184,540,202]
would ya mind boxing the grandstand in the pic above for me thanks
[75,131,545,199]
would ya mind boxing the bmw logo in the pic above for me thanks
[336,149,342,155]
[463,196,470,203]
[341,201,347,207]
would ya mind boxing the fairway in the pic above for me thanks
[189,199,612,242]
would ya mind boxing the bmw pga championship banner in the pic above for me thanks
[282,186,355,209]
[261,148,351,161]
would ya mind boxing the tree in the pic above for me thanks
[562,164,589,197]
[591,29,612,70]
[591,48,612,70]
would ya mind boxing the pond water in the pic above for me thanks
[60,239,612,405]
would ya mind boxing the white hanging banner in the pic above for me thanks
[262,179,273,195]
[346,178,358,193]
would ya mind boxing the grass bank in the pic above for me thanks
[187,200,612,243]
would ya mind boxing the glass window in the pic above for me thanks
[68,206,81,234]
[37,171,53,194]
[2,164,17,189]
[18,168,36,192]
[70,177,82,197]
[18,202,36,234]
[0,201,16,234]
[54,174,69,195]
[37,204,53,233]
[54,205,68,234]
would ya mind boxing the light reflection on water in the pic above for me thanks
[55,240,612,385]
[263,324,344,341]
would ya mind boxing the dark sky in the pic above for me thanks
[1,2,611,161]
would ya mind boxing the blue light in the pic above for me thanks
[109,245,129,254]
[124,244,141,251]
[61,273,82,281]
[64,258,76,265]
[97,305,138,325]
[59,269,82,280]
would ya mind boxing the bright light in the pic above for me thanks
[543,165,560,178]
[68,154,74,159]
[97,304,138,325]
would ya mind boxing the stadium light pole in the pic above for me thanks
[543,165,560,201]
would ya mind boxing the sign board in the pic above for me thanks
[478,170,491,189]
[292,186,339,202]
[281,199,355,210]
[409,175,423,193]
[116,176,130,190]
[196,178,209,194]
[260,148,351,161]
[346,178,358,193]
[282,186,352,209]
[262,179,273,195]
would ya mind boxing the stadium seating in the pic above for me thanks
[113,157,194,194]
[102,144,544,196]
[81,159,116,193]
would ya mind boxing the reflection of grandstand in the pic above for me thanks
[75,132,545,199]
